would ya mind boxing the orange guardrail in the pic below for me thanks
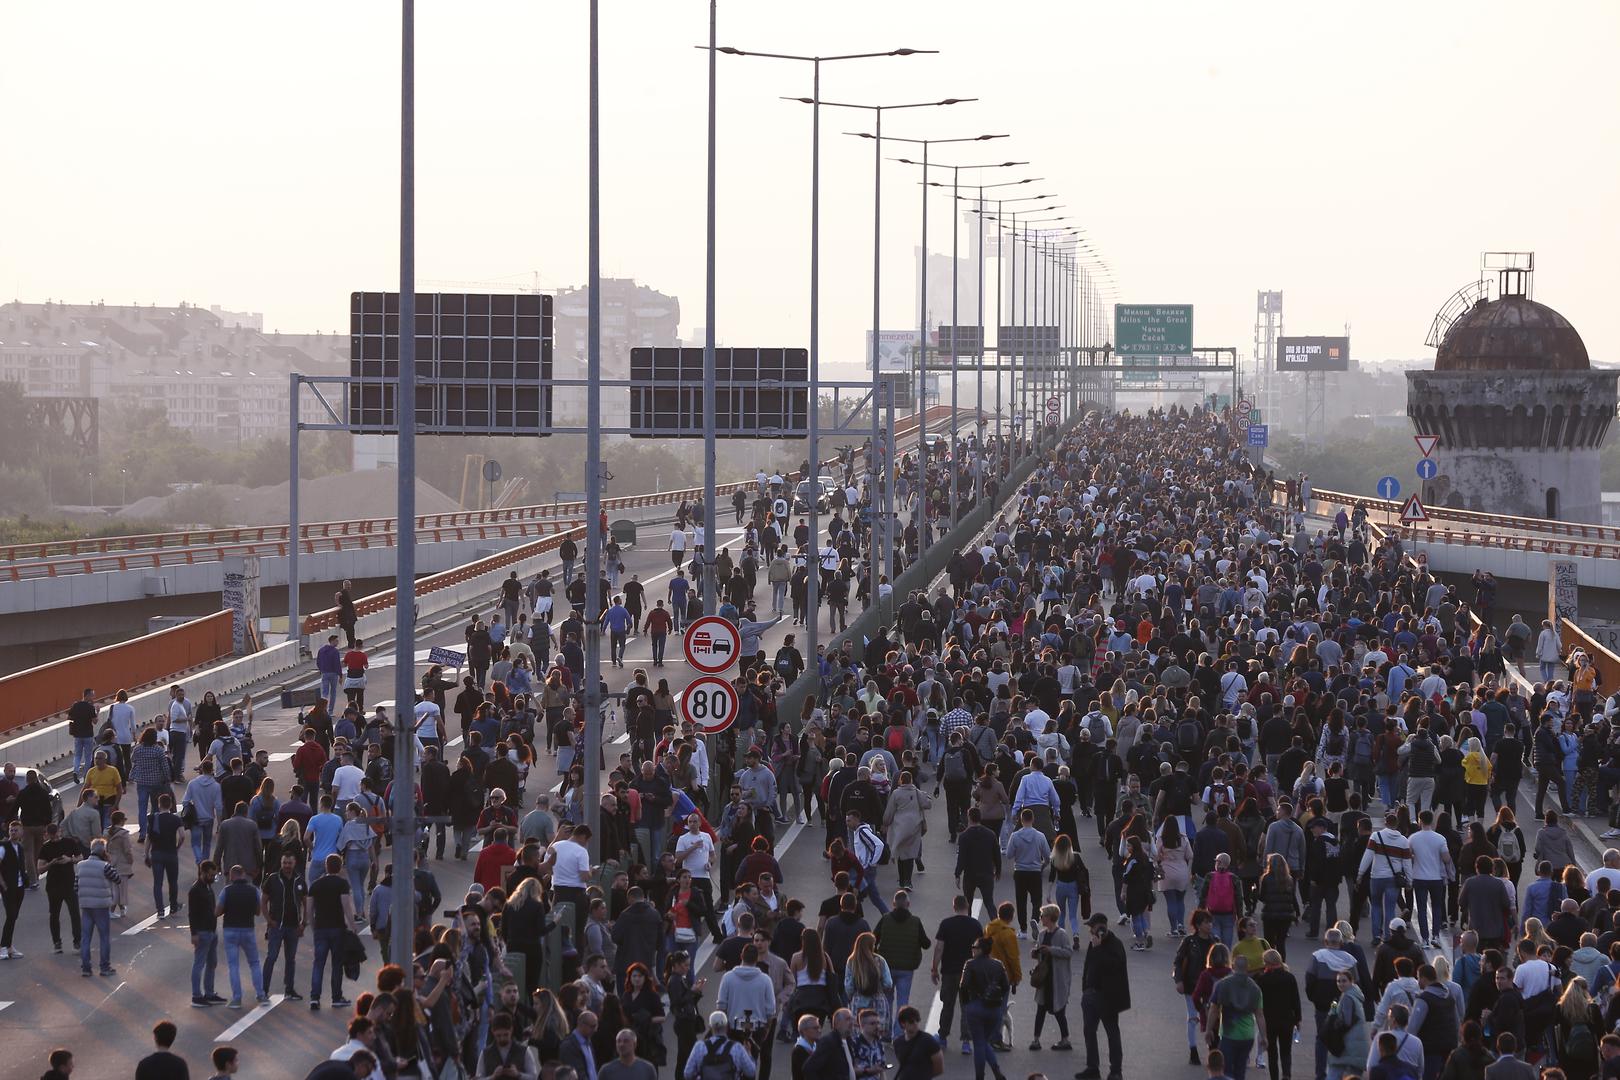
[0,610,236,736]
[1561,621,1620,698]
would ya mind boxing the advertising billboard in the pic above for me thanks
[1276,336,1350,372]
[866,330,918,372]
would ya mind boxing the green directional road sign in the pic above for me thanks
[1114,304,1194,356]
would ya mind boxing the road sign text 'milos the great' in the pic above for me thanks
[1113,304,1194,356]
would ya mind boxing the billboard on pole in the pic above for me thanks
[1276,336,1350,372]
[866,330,918,372]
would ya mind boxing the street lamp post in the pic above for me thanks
[879,133,1008,548]
[713,46,929,663]
[796,95,970,614]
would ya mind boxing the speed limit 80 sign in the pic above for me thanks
[680,675,739,735]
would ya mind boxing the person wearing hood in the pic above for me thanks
[1324,966,1370,1080]
[1372,955,1421,1028]
[1306,928,1365,1080]
[1570,931,1607,989]
[715,944,779,1057]
[1371,918,1426,998]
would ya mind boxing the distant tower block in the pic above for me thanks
[1407,253,1617,522]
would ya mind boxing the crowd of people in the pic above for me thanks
[10,405,1620,1080]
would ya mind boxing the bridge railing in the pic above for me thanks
[1298,483,1620,544]
[1,405,970,570]
[0,610,236,737]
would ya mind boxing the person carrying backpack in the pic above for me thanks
[682,1011,755,1080]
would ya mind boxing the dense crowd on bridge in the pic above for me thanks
[9,406,1620,1080]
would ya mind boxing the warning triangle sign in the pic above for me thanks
[1414,434,1439,458]
[1400,494,1429,525]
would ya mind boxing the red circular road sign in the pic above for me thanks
[680,675,739,735]
[683,615,740,674]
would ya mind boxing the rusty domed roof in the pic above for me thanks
[1435,294,1589,372]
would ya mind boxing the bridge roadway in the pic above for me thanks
[8,458,1616,1077]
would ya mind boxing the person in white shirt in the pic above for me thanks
[329,751,366,808]
[548,823,596,937]
[412,699,443,748]
[1406,811,1455,948]
[1585,849,1620,895]
[674,814,724,944]
[1357,812,1415,942]
[669,525,689,569]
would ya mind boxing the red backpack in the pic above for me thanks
[886,725,907,755]
[1204,870,1237,914]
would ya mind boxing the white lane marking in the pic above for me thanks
[693,820,806,973]
[924,898,985,1034]
[121,911,163,936]
[0,1002,11,1013]
[268,753,293,763]
[215,993,284,1041]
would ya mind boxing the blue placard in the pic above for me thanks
[1247,424,1268,448]
[1377,475,1401,500]
[1416,458,1438,480]
[428,646,466,669]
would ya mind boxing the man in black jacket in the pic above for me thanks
[1077,912,1130,1080]
[418,746,452,860]
[801,1008,860,1080]
[954,808,1001,914]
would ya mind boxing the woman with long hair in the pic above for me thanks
[1155,815,1194,937]
[1487,805,1526,885]
[621,962,666,1068]
[276,817,306,883]
[1120,835,1156,951]
[663,950,704,1073]
[1461,737,1491,822]
[788,926,836,1025]
[842,931,893,1028]
[1048,834,1091,944]
[528,986,569,1064]
[1257,853,1300,958]
[1556,975,1603,1080]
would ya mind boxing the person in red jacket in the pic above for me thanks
[292,728,328,789]
[473,827,516,892]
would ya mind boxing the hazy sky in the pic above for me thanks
[6,1,1617,375]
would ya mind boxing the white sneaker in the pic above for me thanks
[0,946,10,959]
[7,947,21,958]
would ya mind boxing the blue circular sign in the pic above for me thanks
[1377,475,1401,500]
[1416,458,1438,480]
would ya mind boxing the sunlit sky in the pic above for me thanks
[5,1,1617,372]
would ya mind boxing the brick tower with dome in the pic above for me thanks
[1407,252,1617,522]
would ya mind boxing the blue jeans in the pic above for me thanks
[651,633,667,664]
[1378,774,1399,808]
[1185,995,1201,1049]
[1131,912,1151,939]
[1165,888,1187,932]
[1055,879,1081,933]
[1541,661,1557,682]
[1213,913,1236,948]
[192,930,218,997]
[137,784,164,840]
[265,926,301,993]
[150,850,180,913]
[222,926,265,1002]
[891,969,915,1036]
[1370,877,1400,940]
[72,737,95,780]
[190,820,214,866]
[310,927,346,1000]
[1220,1036,1254,1080]
[320,673,342,712]
[346,854,371,904]
[858,873,891,916]
[963,1001,1003,1080]
[81,906,112,972]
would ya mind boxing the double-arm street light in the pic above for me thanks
[860,131,1008,546]
[894,158,1027,524]
[784,96,972,607]
[704,44,931,663]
